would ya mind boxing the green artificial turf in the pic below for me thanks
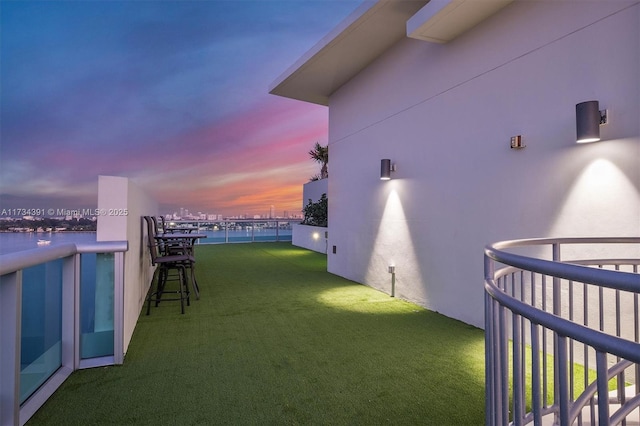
[27,243,486,425]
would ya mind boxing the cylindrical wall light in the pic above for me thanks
[380,159,395,180]
[510,135,525,149]
[576,100,606,143]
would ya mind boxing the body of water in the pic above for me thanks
[0,232,98,255]
[0,228,293,255]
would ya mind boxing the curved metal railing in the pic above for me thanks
[484,237,640,425]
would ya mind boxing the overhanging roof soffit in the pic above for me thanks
[407,0,514,43]
[269,0,515,105]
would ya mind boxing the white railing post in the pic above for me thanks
[484,291,494,426]
[596,350,611,425]
[530,322,542,426]
[62,255,77,370]
[552,242,561,421]
[113,252,125,365]
[0,271,22,426]
[73,253,81,369]
[557,334,569,425]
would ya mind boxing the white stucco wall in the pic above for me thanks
[294,180,329,253]
[97,175,158,353]
[327,1,640,327]
[302,178,328,208]
[292,223,328,254]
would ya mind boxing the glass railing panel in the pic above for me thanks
[20,259,63,404]
[256,222,280,241]
[191,221,293,243]
[80,253,115,359]
[228,225,253,243]
[161,220,293,243]
[276,222,291,241]
[200,231,227,243]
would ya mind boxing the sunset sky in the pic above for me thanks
[0,0,362,217]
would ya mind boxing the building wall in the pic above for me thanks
[97,175,158,353]
[302,178,328,209]
[326,1,640,327]
[292,223,328,253]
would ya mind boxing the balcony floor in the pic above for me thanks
[27,243,485,425]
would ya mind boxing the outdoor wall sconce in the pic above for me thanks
[380,159,396,180]
[576,100,608,143]
[510,135,525,149]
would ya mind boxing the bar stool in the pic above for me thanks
[143,216,191,314]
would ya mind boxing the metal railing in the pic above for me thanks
[0,241,127,426]
[484,237,640,425]
[162,219,293,243]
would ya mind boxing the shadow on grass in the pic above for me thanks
[28,243,485,426]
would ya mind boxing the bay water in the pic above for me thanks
[0,232,98,255]
[0,228,293,256]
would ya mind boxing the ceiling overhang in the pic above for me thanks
[269,0,514,106]
[407,0,514,43]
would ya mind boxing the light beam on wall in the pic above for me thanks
[364,183,426,304]
[550,157,639,239]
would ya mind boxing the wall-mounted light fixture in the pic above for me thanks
[576,100,607,143]
[380,159,396,180]
[510,135,525,149]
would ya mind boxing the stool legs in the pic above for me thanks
[146,263,190,315]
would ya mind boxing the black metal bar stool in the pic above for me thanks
[143,216,192,314]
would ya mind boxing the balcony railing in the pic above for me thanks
[162,219,293,243]
[0,241,127,426]
[484,237,640,425]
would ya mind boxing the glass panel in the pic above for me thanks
[254,222,273,242]
[20,259,63,404]
[80,253,114,359]
[195,222,292,244]
[201,232,226,244]
[227,223,253,243]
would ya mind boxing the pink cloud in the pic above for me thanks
[3,94,328,217]
[133,99,329,215]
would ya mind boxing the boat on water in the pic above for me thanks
[37,239,51,246]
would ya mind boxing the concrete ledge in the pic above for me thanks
[292,223,328,254]
[302,179,327,207]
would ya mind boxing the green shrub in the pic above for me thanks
[302,193,327,227]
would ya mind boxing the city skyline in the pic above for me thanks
[1,1,360,216]
[0,205,301,221]
[165,205,301,220]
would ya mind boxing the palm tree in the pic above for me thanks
[308,142,328,180]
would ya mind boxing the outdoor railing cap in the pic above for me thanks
[0,241,128,275]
